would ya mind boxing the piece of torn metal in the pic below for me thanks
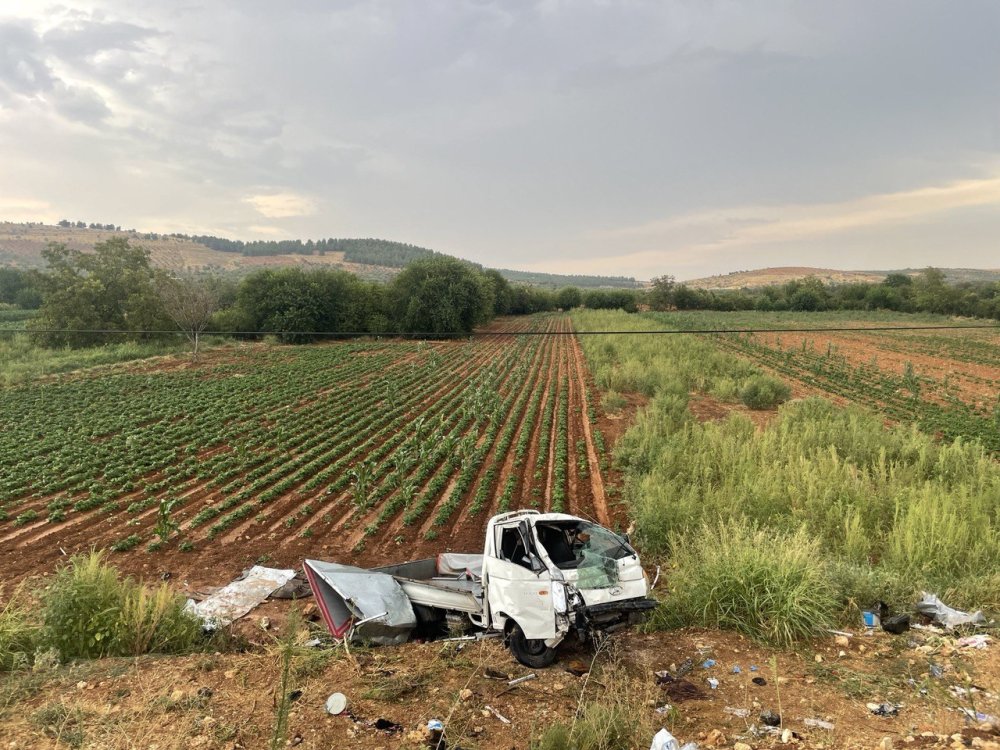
[304,559,416,645]
[915,592,985,630]
[186,566,295,629]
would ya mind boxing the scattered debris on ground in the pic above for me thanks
[2,616,998,749]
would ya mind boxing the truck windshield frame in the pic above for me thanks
[532,520,635,572]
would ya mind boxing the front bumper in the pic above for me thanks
[573,597,658,633]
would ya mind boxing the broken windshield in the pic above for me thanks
[533,521,634,589]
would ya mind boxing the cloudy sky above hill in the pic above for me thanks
[1,1,998,279]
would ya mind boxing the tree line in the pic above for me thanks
[647,270,1000,319]
[8,238,999,353]
[19,238,642,349]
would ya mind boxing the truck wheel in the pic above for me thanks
[508,623,558,668]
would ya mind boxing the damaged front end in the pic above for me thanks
[532,518,658,640]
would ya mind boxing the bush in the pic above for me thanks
[40,551,203,660]
[651,520,837,646]
[600,390,627,412]
[0,585,36,671]
[738,375,791,409]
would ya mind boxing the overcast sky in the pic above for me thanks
[1,1,998,280]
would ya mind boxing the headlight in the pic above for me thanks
[551,582,568,613]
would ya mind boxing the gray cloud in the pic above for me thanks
[1,0,999,277]
[0,20,55,98]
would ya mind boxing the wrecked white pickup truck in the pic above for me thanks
[304,510,657,667]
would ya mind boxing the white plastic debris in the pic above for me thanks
[956,634,990,649]
[915,592,985,630]
[651,729,679,750]
[325,692,349,715]
[803,718,835,730]
[484,705,511,725]
[186,566,295,629]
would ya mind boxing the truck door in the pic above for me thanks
[484,520,557,639]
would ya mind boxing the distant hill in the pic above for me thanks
[871,268,1000,285]
[683,266,1000,290]
[0,222,638,288]
[683,267,886,290]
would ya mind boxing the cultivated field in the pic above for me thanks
[0,314,616,585]
[661,310,1000,450]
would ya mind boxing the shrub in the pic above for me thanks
[600,390,628,412]
[651,520,837,646]
[0,585,36,671]
[40,551,202,660]
[738,375,791,409]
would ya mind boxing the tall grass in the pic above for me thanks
[739,374,791,409]
[40,551,203,661]
[572,309,1000,640]
[650,520,837,646]
[626,399,1000,607]
[572,309,764,400]
[0,585,37,671]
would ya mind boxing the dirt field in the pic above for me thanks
[702,323,1000,450]
[749,329,1000,409]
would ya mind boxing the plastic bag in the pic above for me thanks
[915,592,985,630]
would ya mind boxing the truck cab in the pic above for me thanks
[480,510,656,666]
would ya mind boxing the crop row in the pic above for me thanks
[712,333,1000,452]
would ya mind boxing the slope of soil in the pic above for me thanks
[684,267,887,290]
[1,621,996,750]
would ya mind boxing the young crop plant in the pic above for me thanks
[349,461,375,507]
[153,496,181,543]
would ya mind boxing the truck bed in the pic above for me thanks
[374,557,483,614]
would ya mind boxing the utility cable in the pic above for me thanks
[2,323,999,338]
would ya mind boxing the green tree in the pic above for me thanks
[388,257,492,335]
[236,268,382,343]
[787,277,828,312]
[555,286,582,310]
[582,289,638,312]
[913,267,957,314]
[31,238,167,347]
[864,284,902,311]
[671,284,705,310]
[647,274,676,311]
[482,268,514,316]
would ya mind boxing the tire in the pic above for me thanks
[507,622,558,668]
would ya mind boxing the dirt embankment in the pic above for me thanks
[2,621,996,750]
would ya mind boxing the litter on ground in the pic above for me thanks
[185,565,296,629]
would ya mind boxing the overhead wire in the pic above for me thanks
[1,323,998,338]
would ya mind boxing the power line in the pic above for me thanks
[2,323,999,338]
